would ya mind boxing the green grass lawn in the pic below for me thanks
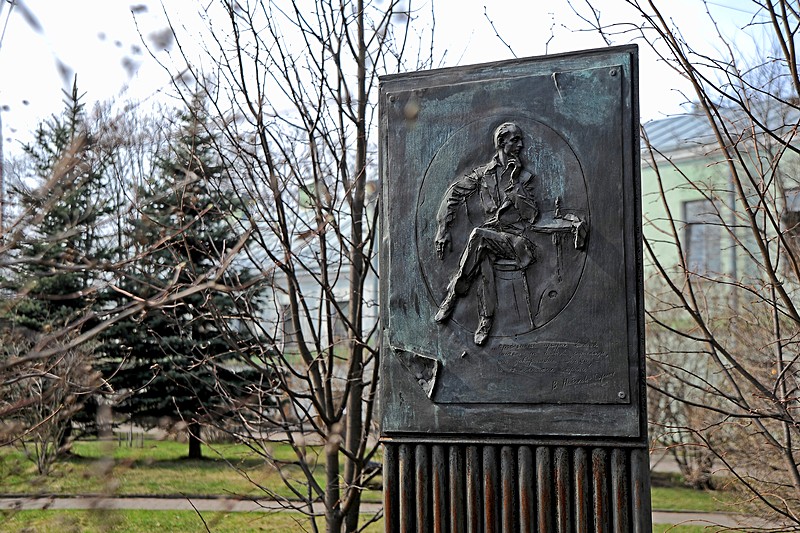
[0,509,384,533]
[651,485,738,513]
[0,439,382,503]
[650,472,740,513]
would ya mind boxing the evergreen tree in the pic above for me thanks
[104,96,255,459]
[4,79,112,332]
[0,79,112,468]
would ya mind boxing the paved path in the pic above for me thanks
[0,496,790,529]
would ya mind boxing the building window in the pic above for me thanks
[281,304,297,349]
[332,311,349,342]
[783,188,800,255]
[684,199,721,277]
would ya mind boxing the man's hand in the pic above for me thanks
[435,228,451,260]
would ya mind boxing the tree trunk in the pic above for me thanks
[58,420,73,455]
[343,1,367,530]
[188,421,203,460]
[325,435,342,533]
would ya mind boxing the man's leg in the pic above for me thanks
[477,256,497,318]
[474,256,496,345]
[469,233,534,345]
[435,227,510,324]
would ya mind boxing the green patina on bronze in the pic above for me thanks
[379,45,645,440]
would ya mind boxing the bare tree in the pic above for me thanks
[8,333,100,475]
[0,89,255,473]
[575,0,800,524]
[138,1,433,530]
[646,317,731,490]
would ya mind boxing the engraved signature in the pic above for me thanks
[551,372,615,391]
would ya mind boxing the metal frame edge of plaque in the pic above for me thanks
[379,45,645,446]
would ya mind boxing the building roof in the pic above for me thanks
[642,112,716,154]
[642,104,800,157]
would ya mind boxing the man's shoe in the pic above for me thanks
[473,316,493,345]
[435,292,457,322]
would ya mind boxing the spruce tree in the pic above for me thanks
[5,79,111,332]
[1,79,112,468]
[105,96,254,459]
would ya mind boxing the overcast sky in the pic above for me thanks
[0,0,760,154]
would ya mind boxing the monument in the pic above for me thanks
[380,45,650,532]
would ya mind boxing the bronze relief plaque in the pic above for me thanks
[380,46,644,439]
